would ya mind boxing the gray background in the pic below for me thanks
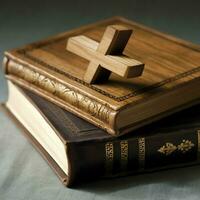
[0,0,200,199]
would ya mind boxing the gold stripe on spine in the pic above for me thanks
[120,140,128,170]
[105,142,114,173]
[198,130,200,159]
[7,60,113,124]
[138,137,145,170]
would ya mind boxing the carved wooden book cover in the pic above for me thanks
[3,81,200,186]
[3,16,200,135]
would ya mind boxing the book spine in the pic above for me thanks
[3,55,118,135]
[69,129,200,184]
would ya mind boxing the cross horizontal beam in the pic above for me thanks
[67,35,144,79]
[66,25,145,84]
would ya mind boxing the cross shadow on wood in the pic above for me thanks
[100,77,166,98]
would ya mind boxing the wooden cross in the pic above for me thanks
[66,25,144,84]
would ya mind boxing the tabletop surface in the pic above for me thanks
[1,1,200,199]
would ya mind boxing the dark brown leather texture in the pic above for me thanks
[3,85,200,186]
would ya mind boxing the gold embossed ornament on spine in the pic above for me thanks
[158,140,195,155]
[105,142,114,173]
[120,140,128,170]
[138,137,145,170]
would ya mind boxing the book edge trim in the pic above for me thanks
[1,103,72,187]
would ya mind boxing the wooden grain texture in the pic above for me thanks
[66,25,144,84]
[3,16,200,135]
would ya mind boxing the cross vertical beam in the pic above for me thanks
[66,25,144,84]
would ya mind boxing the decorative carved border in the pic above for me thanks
[7,60,113,124]
[16,30,200,102]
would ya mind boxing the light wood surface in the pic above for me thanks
[66,25,144,84]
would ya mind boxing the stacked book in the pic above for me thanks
[2,17,200,187]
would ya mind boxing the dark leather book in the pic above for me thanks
[3,80,200,187]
